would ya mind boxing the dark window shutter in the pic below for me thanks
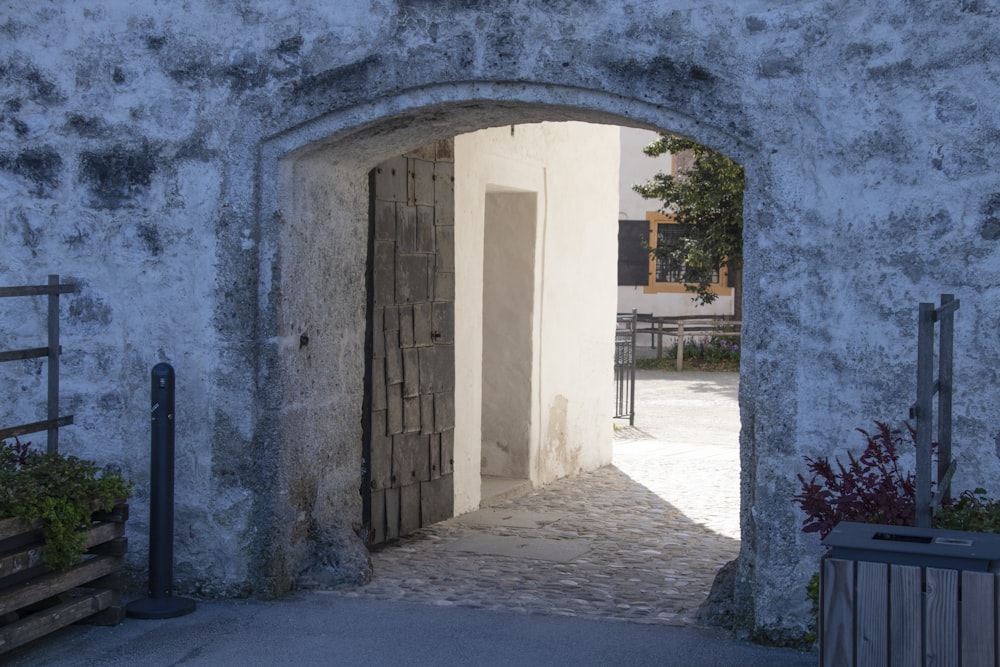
[618,220,649,286]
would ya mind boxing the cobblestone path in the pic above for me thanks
[333,372,741,627]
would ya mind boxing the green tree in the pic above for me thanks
[633,134,745,319]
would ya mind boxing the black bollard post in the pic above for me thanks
[126,363,196,619]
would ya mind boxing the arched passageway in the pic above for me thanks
[256,84,762,631]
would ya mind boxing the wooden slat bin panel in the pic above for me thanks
[0,503,127,656]
[821,557,1000,667]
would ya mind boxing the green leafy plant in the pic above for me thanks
[636,335,740,371]
[0,438,132,570]
[696,336,741,363]
[633,134,745,312]
[935,488,1000,533]
[803,571,820,645]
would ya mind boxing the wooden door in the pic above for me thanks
[363,142,455,545]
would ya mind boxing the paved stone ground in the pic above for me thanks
[331,371,741,627]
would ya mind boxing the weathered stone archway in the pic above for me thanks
[254,82,767,631]
[3,1,998,645]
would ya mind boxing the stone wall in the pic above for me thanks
[1,0,998,642]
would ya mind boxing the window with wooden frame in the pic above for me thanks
[644,211,732,296]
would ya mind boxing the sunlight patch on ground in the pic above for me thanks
[614,438,740,540]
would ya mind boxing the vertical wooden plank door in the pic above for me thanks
[363,143,455,545]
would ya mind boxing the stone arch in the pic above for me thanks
[5,0,997,648]
[252,81,764,626]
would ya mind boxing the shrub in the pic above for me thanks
[699,336,741,363]
[935,488,1000,533]
[673,335,740,364]
[636,333,740,371]
[795,421,1000,639]
[794,422,920,539]
[795,421,1000,537]
[0,437,133,570]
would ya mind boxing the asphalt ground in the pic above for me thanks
[8,593,815,666]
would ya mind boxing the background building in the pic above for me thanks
[617,127,736,319]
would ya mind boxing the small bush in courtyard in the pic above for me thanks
[697,336,740,363]
[636,334,740,371]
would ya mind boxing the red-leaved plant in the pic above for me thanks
[794,422,929,539]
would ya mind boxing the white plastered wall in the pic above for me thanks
[481,191,537,480]
[453,122,620,514]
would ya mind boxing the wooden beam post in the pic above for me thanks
[46,275,60,454]
[915,302,935,528]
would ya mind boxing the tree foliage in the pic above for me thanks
[633,134,744,306]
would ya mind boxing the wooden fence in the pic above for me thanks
[0,275,75,453]
[622,314,741,371]
[910,294,959,527]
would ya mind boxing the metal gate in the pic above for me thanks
[614,309,637,426]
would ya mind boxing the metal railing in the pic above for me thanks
[614,309,637,425]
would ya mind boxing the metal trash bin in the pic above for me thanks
[820,522,1000,666]
[823,521,1000,572]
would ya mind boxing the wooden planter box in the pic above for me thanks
[822,557,998,666]
[0,503,128,655]
[821,522,1000,666]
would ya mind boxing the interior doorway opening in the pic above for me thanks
[480,191,537,504]
[365,125,744,630]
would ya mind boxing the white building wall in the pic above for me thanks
[617,284,735,318]
[619,127,672,221]
[617,127,735,318]
[453,122,619,513]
